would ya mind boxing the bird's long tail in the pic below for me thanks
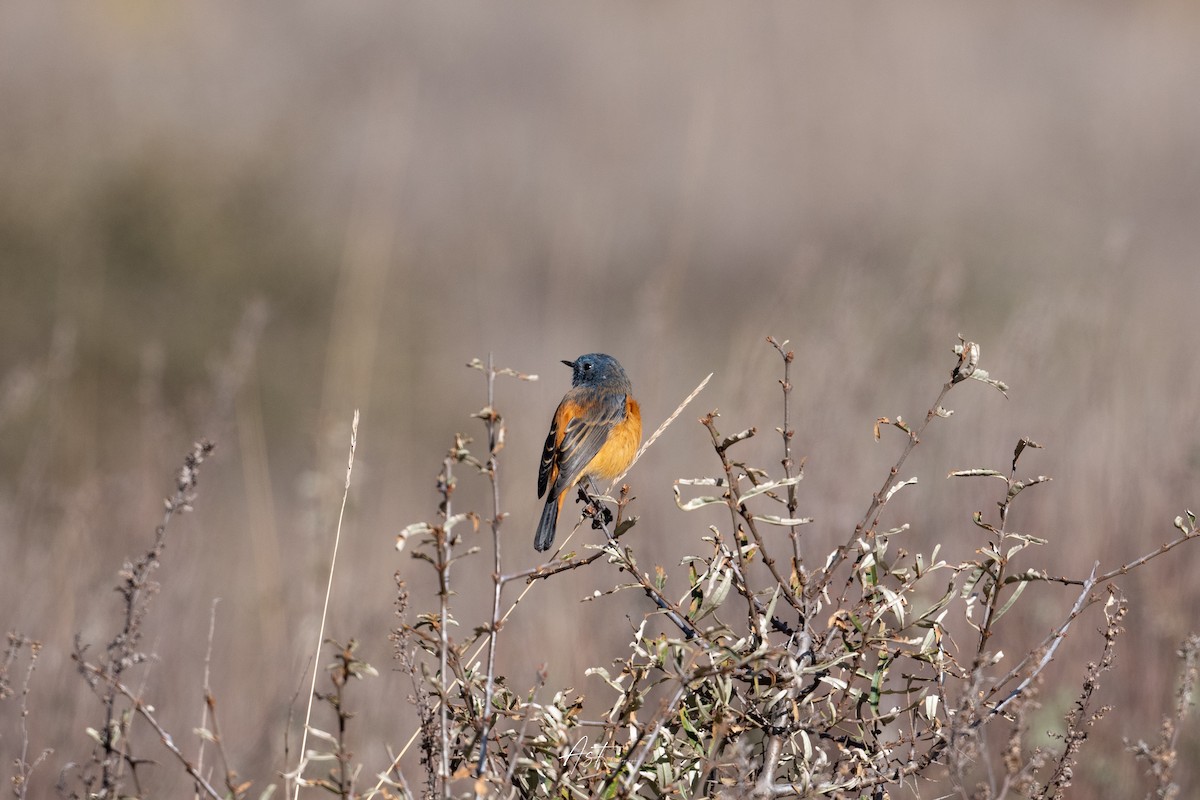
[534,493,563,552]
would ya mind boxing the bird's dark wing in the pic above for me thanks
[537,414,559,499]
[549,388,627,498]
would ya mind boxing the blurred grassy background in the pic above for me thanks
[3,2,1200,796]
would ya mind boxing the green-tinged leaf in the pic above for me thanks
[654,564,667,590]
[674,488,727,512]
[960,566,985,597]
[819,675,848,691]
[677,477,723,486]
[745,465,771,482]
[993,580,1031,622]
[306,726,336,743]
[585,667,627,693]
[396,521,434,552]
[1009,536,1048,560]
[914,582,957,624]
[884,477,918,502]
[444,512,477,533]
[1009,475,1052,498]
[872,585,906,627]
[869,656,887,713]
[861,556,878,588]
[696,564,734,620]
[613,517,638,537]
[1003,568,1048,584]
[762,585,781,630]
[754,513,815,526]
[353,662,379,679]
[1012,437,1042,469]
[948,469,1007,479]
[720,428,756,450]
[972,511,998,533]
[963,595,980,629]
[739,475,804,502]
[303,752,337,763]
[716,674,733,705]
[875,534,891,559]
[964,367,1009,396]
[679,706,698,738]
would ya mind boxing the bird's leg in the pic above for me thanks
[578,478,614,529]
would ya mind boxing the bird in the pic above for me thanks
[535,353,642,552]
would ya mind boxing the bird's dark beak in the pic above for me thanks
[561,359,576,368]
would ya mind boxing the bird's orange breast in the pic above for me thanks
[583,397,642,480]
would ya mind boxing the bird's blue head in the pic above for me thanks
[562,353,631,391]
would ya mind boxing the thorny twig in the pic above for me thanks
[73,439,215,798]
[7,634,51,800]
[76,663,225,800]
[472,354,535,779]
[766,336,805,577]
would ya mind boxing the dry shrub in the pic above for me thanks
[7,337,1198,800]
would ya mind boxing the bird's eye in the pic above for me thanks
[582,363,591,371]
